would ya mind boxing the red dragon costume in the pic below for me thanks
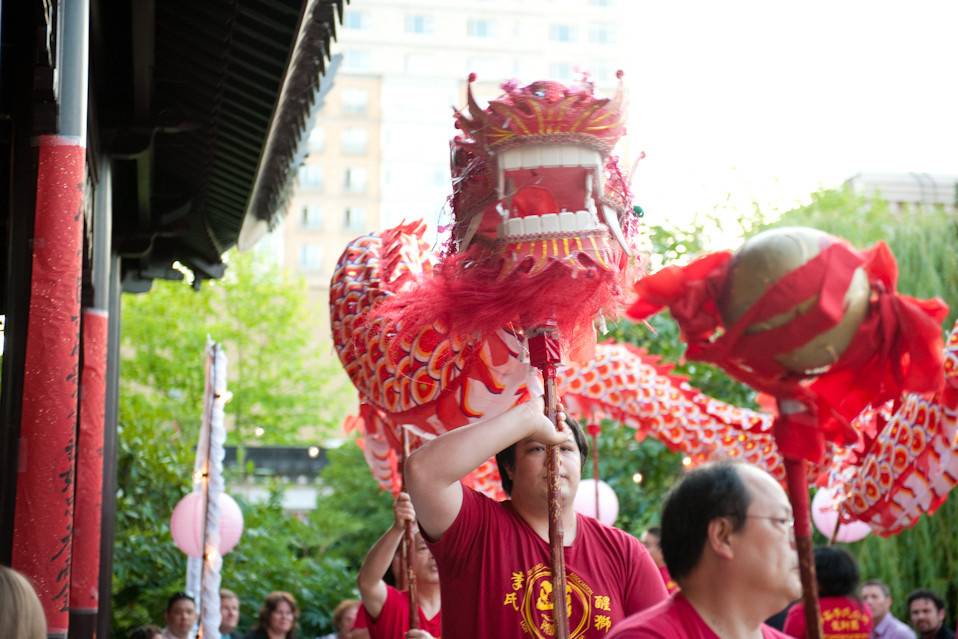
[329,74,958,537]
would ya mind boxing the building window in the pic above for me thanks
[298,164,324,190]
[341,88,368,115]
[405,53,436,75]
[341,128,369,155]
[301,205,322,229]
[344,10,366,30]
[467,18,494,38]
[343,49,372,72]
[549,62,574,82]
[299,244,324,271]
[344,206,366,231]
[344,167,368,194]
[549,24,575,43]
[405,14,434,34]
[308,127,325,153]
[588,24,614,45]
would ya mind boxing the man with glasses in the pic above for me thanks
[609,461,798,638]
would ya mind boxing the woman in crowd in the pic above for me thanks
[244,591,300,639]
[783,546,873,639]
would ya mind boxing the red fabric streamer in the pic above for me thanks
[374,245,622,363]
[628,239,948,463]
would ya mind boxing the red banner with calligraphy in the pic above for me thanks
[13,136,85,637]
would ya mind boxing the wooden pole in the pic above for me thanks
[528,322,568,639]
[401,428,419,630]
[591,430,600,521]
[829,503,843,546]
[784,458,822,639]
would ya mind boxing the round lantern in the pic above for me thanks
[170,492,244,557]
[720,227,871,373]
[811,486,871,544]
[574,479,619,526]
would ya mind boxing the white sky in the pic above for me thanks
[615,0,958,232]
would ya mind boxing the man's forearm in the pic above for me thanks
[357,524,403,596]
[406,401,540,489]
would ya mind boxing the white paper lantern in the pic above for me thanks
[811,486,871,544]
[573,479,619,526]
[170,492,244,557]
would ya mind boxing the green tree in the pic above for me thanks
[760,186,958,621]
[111,250,374,637]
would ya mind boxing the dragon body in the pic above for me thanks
[329,75,958,536]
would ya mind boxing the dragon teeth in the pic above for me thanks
[523,216,541,235]
[539,213,559,234]
[498,145,601,171]
[496,210,602,239]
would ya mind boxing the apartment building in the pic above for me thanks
[283,0,627,318]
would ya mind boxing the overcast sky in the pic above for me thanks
[614,0,958,234]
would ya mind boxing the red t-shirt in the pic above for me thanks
[657,565,679,594]
[783,595,872,639]
[427,486,668,639]
[607,593,792,638]
[360,585,442,639]
[354,605,368,629]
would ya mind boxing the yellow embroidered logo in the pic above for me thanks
[502,562,613,637]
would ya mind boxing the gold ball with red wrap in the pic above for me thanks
[720,226,871,374]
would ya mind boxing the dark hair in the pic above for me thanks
[166,592,195,612]
[128,625,163,639]
[645,526,661,539]
[861,580,891,598]
[495,412,589,496]
[907,589,946,612]
[815,546,860,597]
[256,591,299,638]
[660,461,751,581]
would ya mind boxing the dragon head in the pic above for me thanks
[370,73,640,363]
[450,72,636,279]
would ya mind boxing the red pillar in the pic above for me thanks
[12,136,86,638]
[70,309,109,622]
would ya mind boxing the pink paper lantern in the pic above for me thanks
[811,486,871,544]
[573,479,619,526]
[170,492,244,557]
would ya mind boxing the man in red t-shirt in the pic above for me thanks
[357,492,441,639]
[608,462,800,639]
[639,527,679,595]
[406,395,668,639]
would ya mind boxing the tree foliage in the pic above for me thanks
[111,250,379,638]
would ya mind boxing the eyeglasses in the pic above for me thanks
[746,515,794,531]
